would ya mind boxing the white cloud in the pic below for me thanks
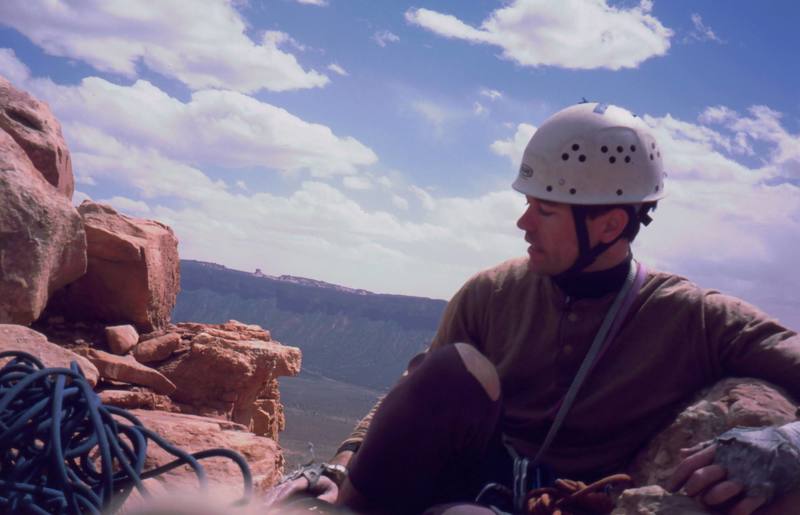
[405,0,672,70]
[98,195,151,215]
[473,102,488,116]
[0,0,328,93]
[688,13,723,43]
[491,123,536,165]
[342,175,372,190]
[480,88,503,101]
[409,185,437,211]
[373,30,400,47]
[235,180,248,191]
[391,194,409,210]
[0,48,30,86]
[17,72,376,178]
[294,0,328,5]
[327,63,349,76]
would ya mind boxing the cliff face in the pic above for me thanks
[175,259,447,390]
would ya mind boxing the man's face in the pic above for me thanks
[516,196,579,275]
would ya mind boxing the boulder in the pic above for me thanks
[628,378,798,488]
[133,332,181,363]
[49,201,180,332]
[126,409,283,500]
[160,321,300,428]
[612,486,707,514]
[0,131,86,325]
[0,76,74,198]
[0,324,98,386]
[85,349,176,395]
[106,324,139,355]
[97,388,174,411]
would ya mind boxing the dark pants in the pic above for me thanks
[347,345,553,514]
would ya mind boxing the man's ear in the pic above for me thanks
[597,208,629,244]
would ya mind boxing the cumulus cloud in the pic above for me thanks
[688,13,723,43]
[491,123,536,165]
[405,0,672,70]
[327,63,349,76]
[0,0,328,92]
[473,102,488,116]
[98,196,152,215]
[11,69,376,178]
[373,30,400,47]
[0,48,30,86]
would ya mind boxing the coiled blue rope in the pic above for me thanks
[0,351,253,514]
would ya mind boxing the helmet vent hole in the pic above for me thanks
[616,189,623,196]
[657,152,661,158]
[650,153,654,160]
[609,156,616,164]
[579,155,586,162]
[569,188,577,195]
[562,153,569,161]
[546,185,553,192]
[616,145,623,153]
[652,143,656,149]
[630,145,636,152]
[655,185,660,192]
[572,143,580,151]
[601,145,608,153]
[625,156,631,163]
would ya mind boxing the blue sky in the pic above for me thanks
[1,0,798,328]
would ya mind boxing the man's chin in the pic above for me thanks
[525,255,556,276]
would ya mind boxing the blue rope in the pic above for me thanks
[0,351,254,514]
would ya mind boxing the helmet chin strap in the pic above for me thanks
[553,205,637,281]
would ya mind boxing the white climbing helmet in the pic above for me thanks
[512,102,666,205]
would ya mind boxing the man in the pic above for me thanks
[271,103,800,514]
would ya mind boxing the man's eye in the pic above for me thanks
[538,209,554,217]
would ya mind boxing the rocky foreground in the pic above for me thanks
[0,74,300,501]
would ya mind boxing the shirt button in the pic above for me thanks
[567,313,578,322]
[563,345,574,355]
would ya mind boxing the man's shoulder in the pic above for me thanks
[640,265,716,304]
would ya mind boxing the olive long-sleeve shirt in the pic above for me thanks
[341,257,800,477]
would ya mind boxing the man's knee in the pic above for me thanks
[453,343,501,401]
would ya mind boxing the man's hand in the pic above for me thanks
[668,443,767,515]
[260,474,339,507]
[259,452,354,509]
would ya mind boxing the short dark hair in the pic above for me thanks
[581,202,658,242]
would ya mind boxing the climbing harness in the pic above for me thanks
[0,351,253,514]
[478,260,647,513]
[526,474,632,514]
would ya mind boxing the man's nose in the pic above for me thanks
[517,205,536,232]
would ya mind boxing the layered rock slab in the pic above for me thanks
[0,131,86,325]
[49,201,180,332]
[0,76,74,198]
[158,321,301,430]
[127,410,284,500]
[0,324,98,386]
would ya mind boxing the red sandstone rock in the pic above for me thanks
[127,409,283,497]
[97,388,174,411]
[160,322,300,429]
[0,325,98,386]
[86,349,176,395]
[105,324,139,355]
[0,132,86,326]
[49,201,180,332]
[628,378,797,488]
[0,77,74,198]
[133,332,181,363]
